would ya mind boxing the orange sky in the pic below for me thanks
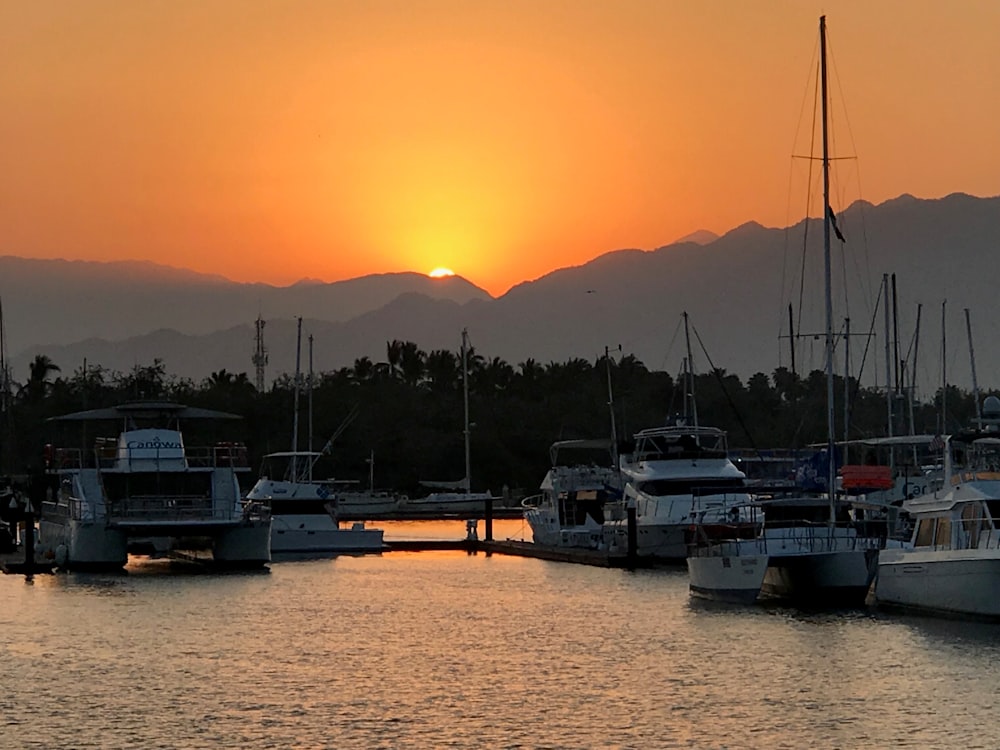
[1,0,998,297]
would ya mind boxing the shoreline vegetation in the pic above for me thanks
[0,342,988,496]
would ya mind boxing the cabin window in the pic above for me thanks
[636,478,745,497]
[961,503,986,548]
[934,518,951,549]
[913,519,935,547]
[986,500,1000,529]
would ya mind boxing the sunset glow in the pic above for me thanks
[428,267,456,279]
[1,2,998,296]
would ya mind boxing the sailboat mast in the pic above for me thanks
[941,300,947,434]
[605,346,619,469]
[884,274,893,438]
[820,15,837,520]
[292,317,302,476]
[308,333,314,480]
[462,328,471,494]
[965,308,982,421]
[683,311,698,427]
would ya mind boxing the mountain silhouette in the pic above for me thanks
[6,193,1000,399]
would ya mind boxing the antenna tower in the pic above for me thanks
[252,314,268,392]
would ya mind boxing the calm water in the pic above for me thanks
[2,520,999,749]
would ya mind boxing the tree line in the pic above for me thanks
[0,342,989,496]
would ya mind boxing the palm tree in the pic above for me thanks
[425,349,459,393]
[19,354,61,402]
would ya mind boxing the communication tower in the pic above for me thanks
[252,314,268,392]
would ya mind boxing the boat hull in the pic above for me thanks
[271,524,384,554]
[38,517,128,571]
[688,551,769,603]
[761,548,878,606]
[876,548,1000,619]
[212,521,272,568]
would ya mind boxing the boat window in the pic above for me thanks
[271,499,335,515]
[913,518,935,547]
[986,500,1000,529]
[961,503,986,548]
[635,478,745,497]
[934,518,951,549]
[103,471,213,502]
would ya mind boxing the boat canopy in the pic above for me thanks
[49,402,241,422]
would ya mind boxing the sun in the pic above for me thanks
[428,267,455,278]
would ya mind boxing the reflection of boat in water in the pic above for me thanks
[522,439,622,549]
[876,396,1000,619]
[38,401,271,571]
[246,453,384,554]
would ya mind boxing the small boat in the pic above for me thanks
[246,452,384,555]
[37,401,271,571]
[246,319,384,555]
[875,396,1000,619]
[522,439,623,549]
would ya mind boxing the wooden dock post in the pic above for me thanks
[23,509,35,579]
[485,496,493,542]
[626,503,637,567]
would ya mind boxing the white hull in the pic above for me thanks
[403,493,494,514]
[271,514,383,554]
[688,535,879,606]
[336,496,401,517]
[38,517,129,571]
[876,548,1000,618]
[525,508,605,549]
[688,549,769,604]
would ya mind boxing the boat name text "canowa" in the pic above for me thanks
[127,439,182,450]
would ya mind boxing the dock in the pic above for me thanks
[381,538,650,568]
[1,549,56,575]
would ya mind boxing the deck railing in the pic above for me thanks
[50,443,250,471]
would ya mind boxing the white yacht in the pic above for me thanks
[607,425,751,561]
[37,402,271,571]
[246,452,384,555]
[522,439,623,549]
[875,396,1000,619]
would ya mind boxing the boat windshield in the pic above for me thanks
[636,432,728,461]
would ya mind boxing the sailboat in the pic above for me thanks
[245,319,385,554]
[686,16,886,604]
[403,329,496,515]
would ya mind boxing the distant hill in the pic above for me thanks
[7,193,1000,398]
[673,229,720,245]
[0,259,490,352]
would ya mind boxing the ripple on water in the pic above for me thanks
[3,528,1000,749]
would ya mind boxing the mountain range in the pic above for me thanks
[4,192,999,398]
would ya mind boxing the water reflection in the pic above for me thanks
[3,533,1000,748]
